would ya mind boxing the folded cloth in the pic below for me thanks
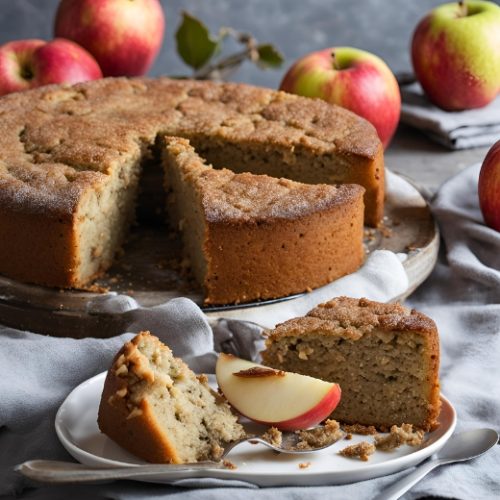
[431,163,500,289]
[0,248,407,497]
[400,83,500,150]
[403,164,500,500]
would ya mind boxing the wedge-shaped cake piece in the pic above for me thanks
[98,331,245,463]
[162,137,365,305]
[262,297,441,431]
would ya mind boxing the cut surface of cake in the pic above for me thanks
[0,77,384,293]
[262,297,441,431]
[162,137,365,305]
[98,331,245,463]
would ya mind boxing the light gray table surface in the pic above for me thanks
[386,124,489,193]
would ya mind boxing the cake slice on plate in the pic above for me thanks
[162,137,365,305]
[98,331,245,463]
[262,297,441,431]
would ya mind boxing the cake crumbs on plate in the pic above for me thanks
[342,423,378,435]
[345,433,353,440]
[294,419,343,450]
[375,423,425,451]
[298,462,311,469]
[339,441,375,461]
[222,459,237,470]
[261,427,282,447]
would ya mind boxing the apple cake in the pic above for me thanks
[0,77,384,300]
[98,331,245,463]
[162,136,365,304]
[262,297,441,431]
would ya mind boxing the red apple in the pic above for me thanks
[0,39,102,96]
[279,47,400,148]
[54,0,165,77]
[411,1,500,111]
[215,353,341,431]
[479,140,500,231]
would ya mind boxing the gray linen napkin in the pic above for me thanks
[400,83,500,150]
[84,296,265,373]
[1,165,500,499]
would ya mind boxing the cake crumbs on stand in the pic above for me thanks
[298,462,311,469]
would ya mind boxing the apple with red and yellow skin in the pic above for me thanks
[279,47,401,148]
[0,38,102,97]
[479,140,500,231]
[411,1,500,111]
[216,353,341,431]
[55,0,165,77]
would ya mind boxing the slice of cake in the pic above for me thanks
[162,137,365,305]
[262,297,441,431]
[98,332,245,463]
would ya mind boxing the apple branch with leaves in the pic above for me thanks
[174,12,284,80]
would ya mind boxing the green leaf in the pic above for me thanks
[175,12,219,70]
[255,44,284,69]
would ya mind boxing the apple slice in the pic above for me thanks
[216,353,341,431]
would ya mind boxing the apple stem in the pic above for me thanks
[331,50,340,71]
[458,0,467,17]
[20,65,34,81]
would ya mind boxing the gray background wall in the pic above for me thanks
[1,0,499,88]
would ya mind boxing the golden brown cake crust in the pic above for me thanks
[0,77,383,289]
[97,333,184,464]
[0,77,381,218]
[268,297,439,340]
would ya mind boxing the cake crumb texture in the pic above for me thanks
[339,441,375,461]
[262,297,441,431]
[295,419,344,449]
[374,423,425,451]
[98,331,245,463]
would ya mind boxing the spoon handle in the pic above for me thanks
[16,459,222,484]
[372,459,442,500]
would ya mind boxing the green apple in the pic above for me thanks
[279,47,400,148]
[411,0,500,110]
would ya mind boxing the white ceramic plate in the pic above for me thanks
[55,372,456,487]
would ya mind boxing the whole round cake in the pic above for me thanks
[0,77,384,304]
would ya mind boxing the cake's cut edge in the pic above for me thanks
[161,136,366,305]
[97,331,245,463]
[262,297,441,432]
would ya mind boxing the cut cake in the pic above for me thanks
[0,77,384,301]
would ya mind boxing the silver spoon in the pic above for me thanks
[373,428,499,500]
[16,427,345,484]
